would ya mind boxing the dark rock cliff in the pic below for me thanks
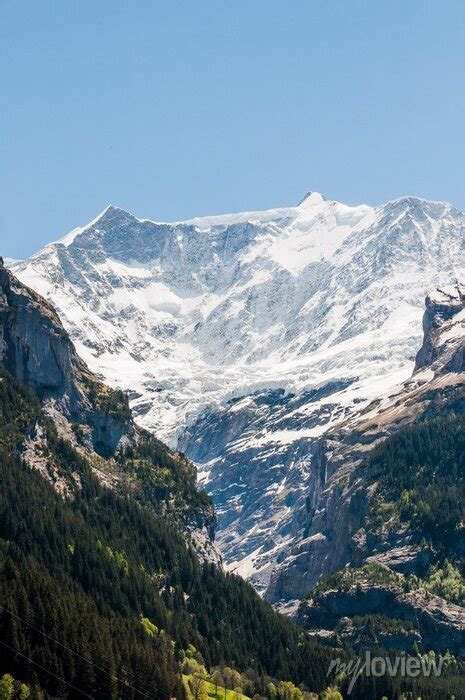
[298,578,465,656]
[0,266,220,565]
[0,265,133,456]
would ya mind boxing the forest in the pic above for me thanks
[364,411,465,567]
[0,368,332,698]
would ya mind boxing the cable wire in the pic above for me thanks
[0,637,94,699]
[0,604,168,699]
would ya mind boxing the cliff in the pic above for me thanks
[265,285,465,655]
[0,266,220,564]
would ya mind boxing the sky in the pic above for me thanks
[2,0,465,260]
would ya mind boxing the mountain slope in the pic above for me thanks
[0,264,218,562]
[12,193,465,588]
[1,367,337,698]
[267,282,465,613]
[0,268,339,697]
[294,409,465,657]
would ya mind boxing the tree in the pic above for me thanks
[223,668,242,691]
[277,681,303,699]
[211,669,224,698]
[267,682,277,699]
[188,675,208,700]
[15,683,30,700]
[320,688,343,700]
[0,676,15,700]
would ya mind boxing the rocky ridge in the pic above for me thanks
[297,567,465,656]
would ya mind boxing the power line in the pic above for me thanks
[0,604,157,698]
[0,604,167,699]
[0,638,94,699]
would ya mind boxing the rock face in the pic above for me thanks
[178,385,344,589]
[298,580,465,656]
[0,265,133,456]
[0,267,220,565]
[415,283,465,373]
[266,283,465,606]
[12,194,465,587]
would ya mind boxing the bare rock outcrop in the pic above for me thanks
[299,579,465,656]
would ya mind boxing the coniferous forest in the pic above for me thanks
[0,368,333,698]
[364,411,465,560]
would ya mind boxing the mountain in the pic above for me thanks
[0,265,338,697]
[263,282,465,660]
[0,263,218,563]
[12,193,465,591]
[266,282,465,609]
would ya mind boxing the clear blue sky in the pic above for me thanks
[2,0,465,259]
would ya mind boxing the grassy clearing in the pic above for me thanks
[183,675,251,700]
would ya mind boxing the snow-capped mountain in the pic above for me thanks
[13,192,465,591]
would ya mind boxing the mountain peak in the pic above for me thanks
[94,203,132,222]
[384,194,453,212]
[56,204,132,248]
[297,191,327,207]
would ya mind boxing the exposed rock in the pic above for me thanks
[22,421,79,498]
[179,383,352,592]
[0,267,221,565]
[299,582,465,656]
[0,265,133,456]
[415,283,465,374]
[366,545,432,574]
[266,284,465,606]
